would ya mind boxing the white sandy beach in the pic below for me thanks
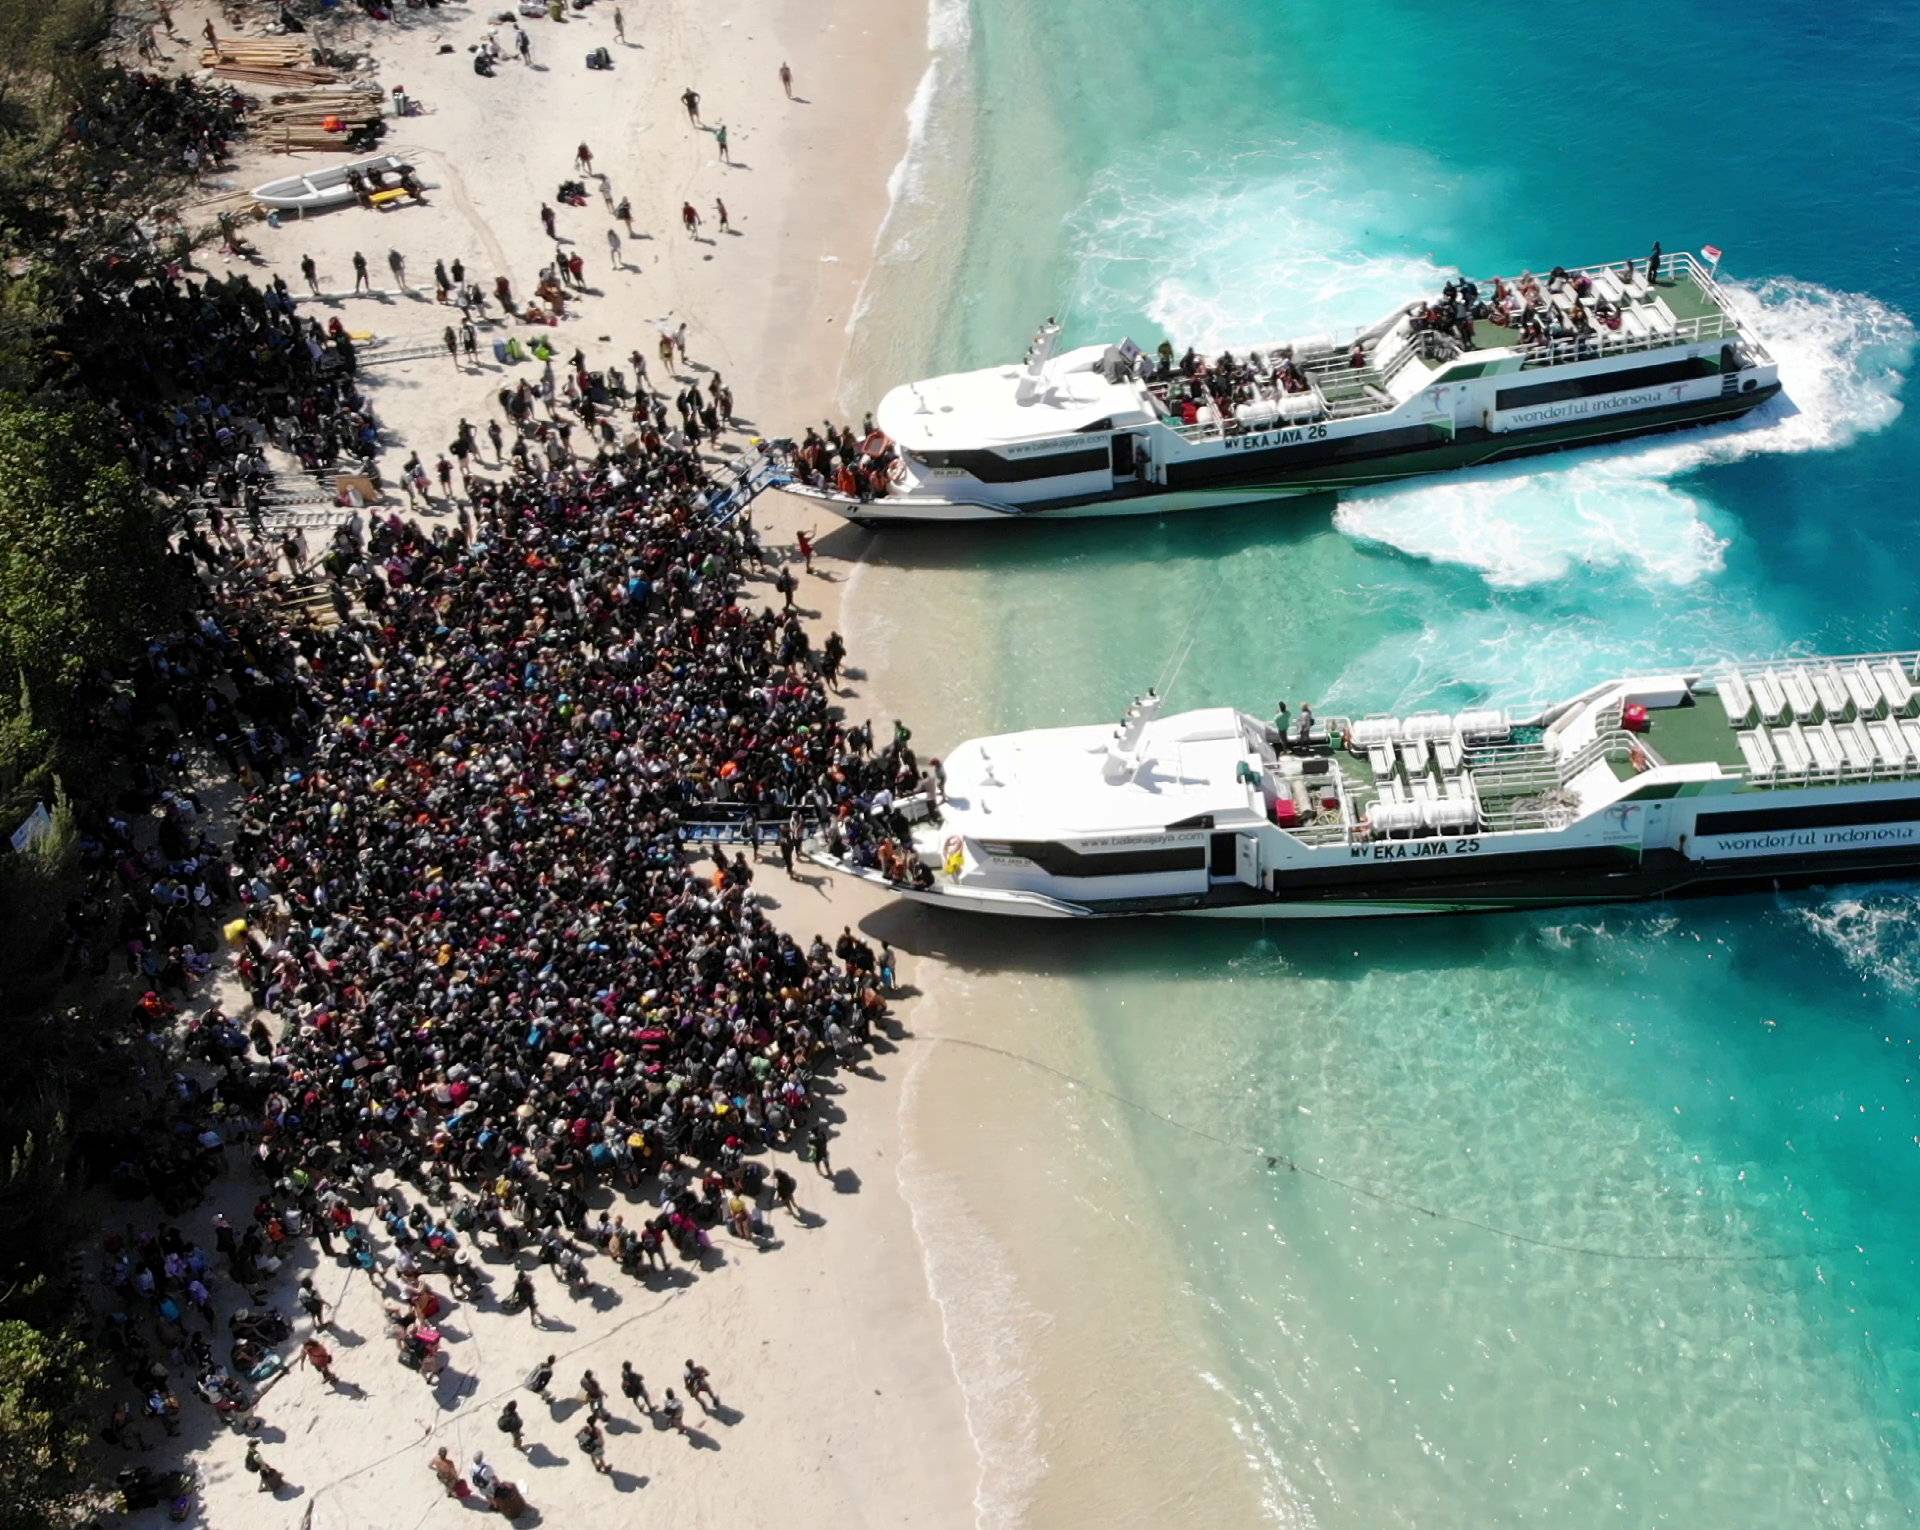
[125,0,1275,1522]
[136,1,997,1526]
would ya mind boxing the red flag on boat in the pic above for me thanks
[1701,244,1723,263]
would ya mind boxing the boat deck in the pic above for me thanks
[1458,269,1725,357]
[1639,693,1747,773]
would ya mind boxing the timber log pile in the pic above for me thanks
[251,87,385,152]
[200,37,340,85]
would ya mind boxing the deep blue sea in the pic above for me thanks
[855,1,1920,1521]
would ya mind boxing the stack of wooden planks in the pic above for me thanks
[251,86,384,153]
[200,37,339,85]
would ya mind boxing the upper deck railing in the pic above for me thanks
[1280,723,1640,847]
[1143,252,1767,440]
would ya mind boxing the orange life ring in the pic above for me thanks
[863,429,890,457]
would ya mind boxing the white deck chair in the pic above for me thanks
[1367,742,1393,777]
[1812,721,1858,775]
[1772,724,1810,777]
[1844,661,1884,719]
[1868,719,1911,771]
[1737,729,1777,781]
[1779,667,1820,721]
[1834,721,1875,773]
[1433,734,1463,774]
[1813,666,1851,721]
[1717,670,1756,726]
[1399,739,1430,777]
[1874,661,1917,716]
[1901,719,1920,767]
[1751,669,1789,723]
[1798,722,1841,777]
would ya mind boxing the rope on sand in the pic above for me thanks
[916,1033,1848,1266]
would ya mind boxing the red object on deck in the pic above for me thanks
[1272,798,1299,826]
[1623,703,1650,732]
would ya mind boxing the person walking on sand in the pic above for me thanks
[510,1266,541,1323]
[526,1355,557,1405]
[658,1389,688,1434]
[429,1446,465,1498]
[540,202,556,240]
[352,251,370,292]
[575,142,594,173]
[615,195,634,235]
[444,326,460,368]
[681,86,701,124]
[613,5,624,41]
[681,200,701,237]
[387,248,406,288]
[796,527,815,573]
[297,1276,331,1329]
[577,1415,611,1474]
[300,253,319,295]
[673,320,689,361]
[780,60,793,97]
[516,25,530,63]
[809,1120,833,1177]
[620,1361,653,1415]
[497,1399,527,1451]
[774,1165,800,1216]
[580,1369,609,1421]
[684,1359,719,1412]
[606,227,623,268]
[714,196,730,233]
[299,1336,340,1386]
[714,122,730,164]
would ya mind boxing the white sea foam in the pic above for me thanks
[1793,891,1920,995]
[1065,151,1456,350]
[845,0,973,349]
[896,1030,1048,1530]
[1336,278,1915,587]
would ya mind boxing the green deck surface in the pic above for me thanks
[1643,693,1746,770]
[1449,271,1723,356]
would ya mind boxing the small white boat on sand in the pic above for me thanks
[252,153,411,216]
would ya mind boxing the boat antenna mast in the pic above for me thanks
[1014,316,1062,405]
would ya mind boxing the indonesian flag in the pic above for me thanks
[1701,244,1723,263]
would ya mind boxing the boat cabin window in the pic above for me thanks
[989,840,1206,877]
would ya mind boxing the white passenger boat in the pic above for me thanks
[252,153,410,215]
[782,252,1780,524]
[811,652,1920,918]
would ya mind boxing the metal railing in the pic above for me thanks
[1516,309,1740,371]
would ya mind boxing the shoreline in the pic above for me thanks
[138,0,992,1526]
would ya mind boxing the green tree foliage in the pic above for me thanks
[0,786,79,1014]
[0,401,171,715]
[0,1316,98,1530]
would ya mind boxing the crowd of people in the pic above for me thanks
[25,27,943,1519]
[780,418,901,502]
[75,316,931,1515]
[68,69,248,177]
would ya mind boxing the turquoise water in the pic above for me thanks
[862,0,1920,1522]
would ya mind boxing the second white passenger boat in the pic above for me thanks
[811,653,1920,918]
[783,251,1779,524]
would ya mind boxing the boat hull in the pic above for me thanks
[252,154,409,215]
[849,841,1920,920]
[786,385,1780,525]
